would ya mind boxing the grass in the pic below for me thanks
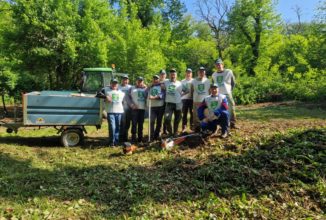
[0,101,325,219]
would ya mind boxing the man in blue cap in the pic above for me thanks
[212,58,237,129]
[197,83,229,138]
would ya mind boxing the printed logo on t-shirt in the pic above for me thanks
[138,91,145,101]
[151,88,158,96]
[112,93,119,102]
[216,76,224,86]
[167,85,176,94]
[197,84,206,94]
[210,101,218,110]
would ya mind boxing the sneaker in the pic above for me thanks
[221,132,228,139]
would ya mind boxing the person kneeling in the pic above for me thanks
[197,84,229,138]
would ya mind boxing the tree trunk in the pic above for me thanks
[1,92,8,116]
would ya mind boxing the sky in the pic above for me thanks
[184,0,322,22]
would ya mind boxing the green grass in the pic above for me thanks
[0,101,325,219]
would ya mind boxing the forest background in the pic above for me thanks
[0,0,325,105]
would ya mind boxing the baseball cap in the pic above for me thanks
[122,74,129,79]
[111,78,118,83]
[186,68,192,72]
[137,76,144,81]
[199,66,205,71]
[159,69,166,75]
[170,68,177,73]
[153,75,159,79]
[215,58,223,64]
[211,83,219,88]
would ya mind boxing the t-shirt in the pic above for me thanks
[204,94,227,114]
[130,86,146,110]
[104,88,125,113]
[119,84,132,109]
[212,69,234,95]
[192,77,211,103]
[164,80,183,104]
[147,84,164,107]
[181,78,194,100]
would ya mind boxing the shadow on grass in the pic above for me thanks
[238,103,326,121]
[0,128,324,217]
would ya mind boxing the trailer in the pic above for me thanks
[0,67,120,147]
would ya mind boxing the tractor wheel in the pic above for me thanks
[61,129,84,147]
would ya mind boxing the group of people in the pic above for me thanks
[103,58,237,146]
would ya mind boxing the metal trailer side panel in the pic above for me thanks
[23,93,102,126]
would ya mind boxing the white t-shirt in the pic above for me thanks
[130,86,146,110]
[119,84,132,109]
[192,77,211,103]
[164,80,183,104]
[147,84,164,107]
[212,69,234,95]
[181,78,194,100]
[104,88,125,113]
[204,94,227,113]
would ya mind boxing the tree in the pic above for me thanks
[197,0,231,59]
[228,0,280,76]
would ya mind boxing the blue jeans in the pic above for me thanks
[107,113,122,145]
[202,110,229,134]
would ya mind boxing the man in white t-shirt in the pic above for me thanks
[181,68,194,133]
[129,77,147,143]
[197,84,230,138]
[119,74,132,142]
[146,75,165,140]
[163,68,183,137]
[212,58,237,129]
[159,69,168,135]
[103,79,125,146]
[191,67,211,132]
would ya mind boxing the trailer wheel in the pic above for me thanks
[6,128,13,134]
[61,129,84,147]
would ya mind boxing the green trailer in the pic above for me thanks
[0,67,123,147]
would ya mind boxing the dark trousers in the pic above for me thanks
[107,113,122,145]
[201,110,229,134]
[119,108,132,142]
[149,106,164,139]
[182,99,193,129]
[131,109,145,142]
[164,103,181,136]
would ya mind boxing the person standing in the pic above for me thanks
[191,67,211,132]
[197,84,229,138]
[163,69,183,137]
[129,77,147,143]
[181,68,194,133]
[119,75,132,142]
[147,75,165,140]
[212,58,237,129]
[104,79,125,146]
[159,69,169,135]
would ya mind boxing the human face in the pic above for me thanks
[198,70,205,79]
[160,73,166,81]
[185,71,192,79]
[215,63,224,72]
[121,78,129,86]
[111,82,118,90]
[210,87,218,96]
[153,77,159,84]
[170,72,177,81]
[136,80,144,87]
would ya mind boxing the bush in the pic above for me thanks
[233,69,326,105]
